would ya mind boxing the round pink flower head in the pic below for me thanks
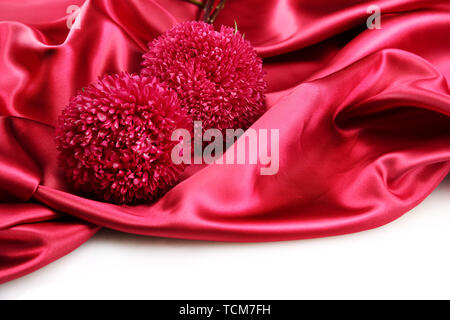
[55,72,191,205]
[142,21,267,134]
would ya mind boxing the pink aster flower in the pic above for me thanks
[141,21,267,134]
[55,72,191,205]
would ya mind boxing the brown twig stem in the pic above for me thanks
[209,0,227,23]
[183,0,205,8]
[203,0,215,23]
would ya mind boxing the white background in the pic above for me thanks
[1,176,449,300]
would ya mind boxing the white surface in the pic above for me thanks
[0,177,449,300]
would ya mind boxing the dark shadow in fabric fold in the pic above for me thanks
[0,214,99,285]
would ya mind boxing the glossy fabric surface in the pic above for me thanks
[0,0,449,284]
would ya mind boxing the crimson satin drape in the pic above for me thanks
[1,0,449,284]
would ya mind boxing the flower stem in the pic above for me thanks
[184,0,228,23]
[209,0,227,23]
[183,0,205,8]
[203,0,215,23]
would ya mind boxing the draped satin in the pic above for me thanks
[1,0,449,284]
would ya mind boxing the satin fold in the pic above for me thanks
[0,0,449,284]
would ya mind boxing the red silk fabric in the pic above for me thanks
[1,0,449,284]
